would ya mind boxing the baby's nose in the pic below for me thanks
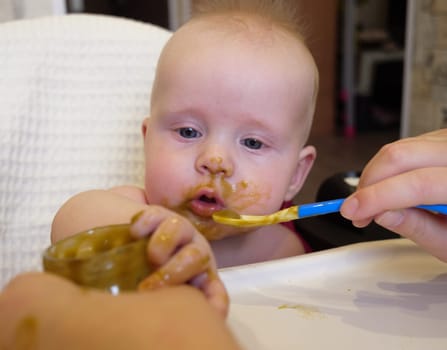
[195,147,234,177]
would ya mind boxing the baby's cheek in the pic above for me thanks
[144,177,185,208]
[226,180,273,213]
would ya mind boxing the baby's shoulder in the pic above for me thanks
[109,185,148,204]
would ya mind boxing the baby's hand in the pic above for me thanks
[130,206,229,317]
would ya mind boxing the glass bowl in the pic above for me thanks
[42,224,152,294]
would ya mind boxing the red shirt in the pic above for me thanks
[280,201,312,253]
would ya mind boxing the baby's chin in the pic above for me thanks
[173,208,249,240]
[200,223,251,241]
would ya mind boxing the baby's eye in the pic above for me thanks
[177,127,202,139]
[242,138,263,150]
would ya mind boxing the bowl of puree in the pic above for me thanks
[42,224,152,294]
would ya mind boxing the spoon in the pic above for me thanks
[212,198,447,227]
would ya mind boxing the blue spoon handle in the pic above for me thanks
[416,204,447,215]
[298,199,345,218]
[297,198,447,219]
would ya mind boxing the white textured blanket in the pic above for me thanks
[0,14,171,287]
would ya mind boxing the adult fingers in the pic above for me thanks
[374,208,447,262]
[341,167,447,221]
[359,132,447,188]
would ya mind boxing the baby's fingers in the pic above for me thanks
[190,273,229,318]
[138,243,210,290]
[130,207,198,266]
[130,206,179,239]
[147,216,196,266]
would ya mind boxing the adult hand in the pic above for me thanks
[0,272,239,350]
[341,129,447,261]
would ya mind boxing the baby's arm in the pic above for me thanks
[51,188,148,242]
[51,188,228,316]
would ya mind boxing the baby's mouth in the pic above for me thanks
[199,194,217,204]
[188,190,224,218]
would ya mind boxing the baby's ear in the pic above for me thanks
[284,145,316,201]
[141,117,150,138]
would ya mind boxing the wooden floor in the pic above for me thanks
[294,128,400,204]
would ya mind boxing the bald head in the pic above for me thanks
[151,13,318,142]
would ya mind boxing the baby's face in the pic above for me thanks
[143,17,316,240]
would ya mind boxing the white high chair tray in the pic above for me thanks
[220,239,447,349]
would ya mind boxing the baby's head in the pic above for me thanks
[142,0,318,239]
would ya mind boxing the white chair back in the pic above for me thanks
[0,14,171,287]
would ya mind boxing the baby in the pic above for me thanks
[51,0,318,316]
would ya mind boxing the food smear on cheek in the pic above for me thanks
[216,175,271,214]
[173,177,270,240]
[192,219,222,240]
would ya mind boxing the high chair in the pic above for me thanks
[0,14,171,287]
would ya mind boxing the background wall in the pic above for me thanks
[297,0,338,138]
[0,0,65,22]
[402,0,447,136]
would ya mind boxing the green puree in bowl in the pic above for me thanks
[43,224,152,293]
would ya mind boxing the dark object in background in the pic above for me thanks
[316,170,359,228]
[356,59,404,132]
[387,0,407,48]
[370,59,403,127]
[295,171,399,252]
[67,0,170,29]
